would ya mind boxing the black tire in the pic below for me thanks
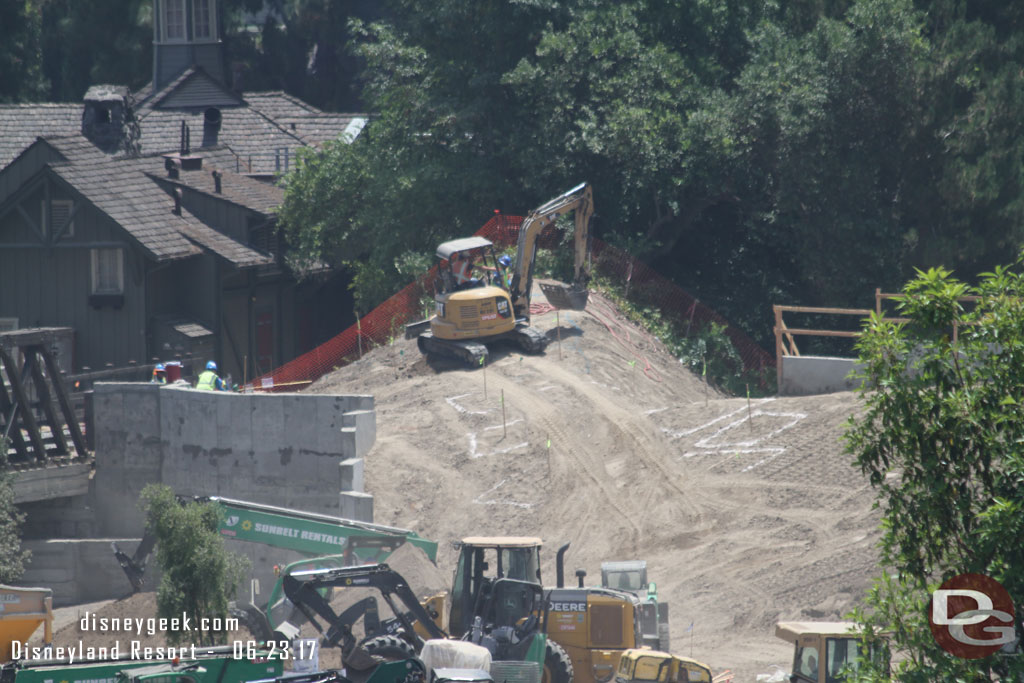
[362,634,418,661]
[543,638,573,683]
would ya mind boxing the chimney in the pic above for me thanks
[173,188,182,215]
[165,156,180,179]
[82,85,130,153]
[212,170,222,194]
[203,108,222,147]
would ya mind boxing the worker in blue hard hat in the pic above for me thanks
[498,254,513,288]
[196,360,227,391]
[151,363,167,384]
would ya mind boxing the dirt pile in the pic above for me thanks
[307,291,882,681]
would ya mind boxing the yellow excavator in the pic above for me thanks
[407,182,594,365]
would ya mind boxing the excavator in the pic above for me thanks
[277,563,565,683]
[407,182,595,365]
[279,536,673,683]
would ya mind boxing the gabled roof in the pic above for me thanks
[0,104,82,167]
[143,66,245,110]
[39,136,278,266]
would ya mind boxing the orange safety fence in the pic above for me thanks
[247,213,774,392]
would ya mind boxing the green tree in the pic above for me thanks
[140,484,247,646]
[0,0,48,103]
[845,261,1024,679]
[0,436,31,583]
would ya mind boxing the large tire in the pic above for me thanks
[543,639,573,683]
[362,634,418,660]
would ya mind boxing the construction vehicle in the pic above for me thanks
[1,645,282,683]
[599,561,670,651]
[278,562,565,683]
[613,649,712,683]
[774,621,889,683]
[113,496,437,592]
[454,537,673,683]
[407,182,594,365]
[249,664,429,683]
[0,585,52,663]
[112,496,437,641]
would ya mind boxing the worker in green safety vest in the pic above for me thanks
[196,360,227,391]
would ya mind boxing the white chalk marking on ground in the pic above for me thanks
[485,419,524,432]
[589,380,621,391]
[644,407,669,415]
[473,479,534,509]
[446,393,491,415]
[694,410,807,449]
[538,385,557,392]
[468,432,529,458]
[662,403,755,439]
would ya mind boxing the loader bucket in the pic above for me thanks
[0,585,52,662]
[539,283,589,310]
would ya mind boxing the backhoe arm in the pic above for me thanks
[511,182,594,320]
[281,564,448,653]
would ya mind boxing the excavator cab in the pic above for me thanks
[449,537,543,638]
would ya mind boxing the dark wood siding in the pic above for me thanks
[0,142,62,206]
[0,195,147,371]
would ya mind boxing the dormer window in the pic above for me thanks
[163,0,186,41]
[193,0,215,40]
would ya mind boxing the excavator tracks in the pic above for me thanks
[417,331,489,366]
[512,323,549,353]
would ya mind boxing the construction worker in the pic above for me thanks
[452,252,478,287]
[151,363,167,384]
[196,360,226,391]
[497,254,513,288]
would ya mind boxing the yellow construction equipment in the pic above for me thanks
[613,648,712,683]
[407,182,594,365]
[774,621,889,682]
[0,585,53,662]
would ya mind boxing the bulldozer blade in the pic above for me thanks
[539,283,589,310]
[405,319,432,340]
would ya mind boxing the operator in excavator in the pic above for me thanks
[452,252,482,290]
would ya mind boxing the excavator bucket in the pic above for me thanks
[539,283,589,310]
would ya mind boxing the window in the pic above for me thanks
[163,0,186,40]
[91,249,124,294]
[193,0,215,40]
[43,199,74,238]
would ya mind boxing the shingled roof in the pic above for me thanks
[0,104,83,167]
[39,137,277,266]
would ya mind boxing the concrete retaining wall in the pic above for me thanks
[779,356,864,396]
[19,539,152,607]
[92,383,376,537]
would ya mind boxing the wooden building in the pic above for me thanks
[0,0,362,381]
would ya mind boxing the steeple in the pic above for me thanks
[152,0,227,92]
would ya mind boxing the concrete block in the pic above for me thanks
[780,356,864,396]
[340,409,376,459]
[14,464,91,504]
[339,491,373,522]
[339,458,364,492]
[218,393,253,453]
[251,394,286,461]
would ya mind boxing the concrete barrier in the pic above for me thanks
[779,356,864,396]
[19,539,153,607]
[92,384,376,537]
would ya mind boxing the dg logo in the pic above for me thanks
[929,573,1016,659]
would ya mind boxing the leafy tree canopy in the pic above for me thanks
[140,484,247,646]
[0,436,30,584]
[845,258,1024,680]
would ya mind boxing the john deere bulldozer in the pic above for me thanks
[407,182,594,365]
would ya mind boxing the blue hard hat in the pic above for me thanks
[155,363,165,371]
[206,360,217,371]
[499,255,512,266]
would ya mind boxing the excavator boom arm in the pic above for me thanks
[281,563,448,654]
[511,182,594,320]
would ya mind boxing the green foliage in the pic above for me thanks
[844,256,1024,679]
[592,277,771,396]
[140,485,247,646]
[0,0,47,102]
[0,436,30,583]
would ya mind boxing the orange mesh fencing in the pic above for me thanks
[247,213,774,392]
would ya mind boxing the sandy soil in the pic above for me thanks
[33,289,881,682]
[305,291,882,682]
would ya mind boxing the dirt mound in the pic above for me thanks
[308,291,881,681]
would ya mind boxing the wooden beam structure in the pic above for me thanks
[0,328,88,463]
